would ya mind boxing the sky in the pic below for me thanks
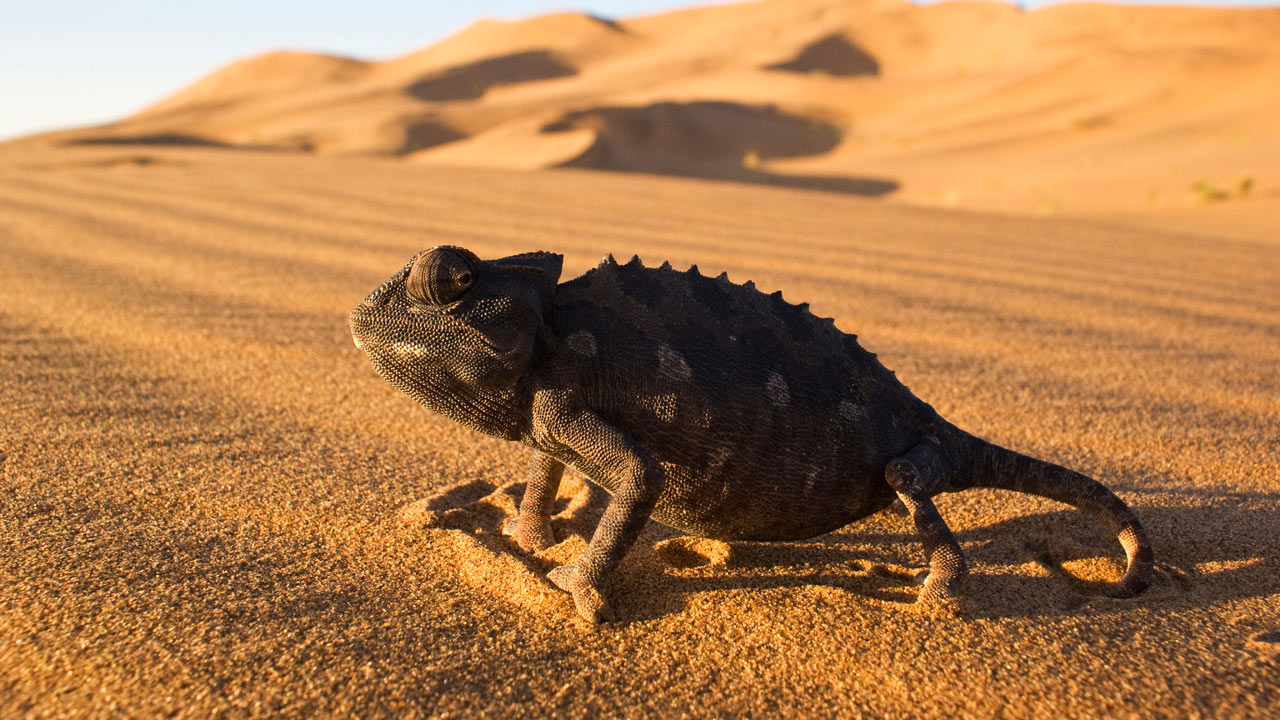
[2,0,1275,141]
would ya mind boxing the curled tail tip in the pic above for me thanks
[1109,578,1152,599]
[1110,523,1156,598]
[1109,566,1154,598]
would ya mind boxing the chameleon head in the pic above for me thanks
[349,245,563,412]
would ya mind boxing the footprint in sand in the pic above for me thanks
[392,475,617,616]
[1248,631,1280,658]
[395,478,519,534]
[653,536,732,569]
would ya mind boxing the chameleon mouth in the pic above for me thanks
[348,305,408,357]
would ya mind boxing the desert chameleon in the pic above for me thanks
[350,246,1154,622]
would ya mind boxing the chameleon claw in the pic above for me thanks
[918,573,965,603]
[547,564,615,623]
[912,570,967,617]
[503,514,556,553]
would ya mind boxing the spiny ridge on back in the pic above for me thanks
[585,253,841,334]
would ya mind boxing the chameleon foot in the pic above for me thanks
[917,570,966,604]
[505,451,564,553]
[502,514,556,553]
[547,564,615,624]
[886,442,970,607]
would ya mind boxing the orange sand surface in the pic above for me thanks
[0,145,1276,717]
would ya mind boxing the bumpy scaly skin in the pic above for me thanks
[351,247,1155,623]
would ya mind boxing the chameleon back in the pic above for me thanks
[540,256,941,539]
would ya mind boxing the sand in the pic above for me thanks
[0,143,1276,717]
[13,0,1280,243]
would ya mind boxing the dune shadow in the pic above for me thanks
[767,34,880,77]
[585,14,626,33]
[541,101,897,196]
[64,132,231,148]
[79,155,177,169]
[399,119,467,154]
[405,50,578,102]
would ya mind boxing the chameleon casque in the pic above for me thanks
[350,246,1154,622]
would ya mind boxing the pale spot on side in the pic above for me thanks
[706,448,735,507]
[803,471,819,498]
[839,399,861,421]
[766,372,790,406]
[567,330,597,356]
[353,335,365,350]
[658,345,693,382]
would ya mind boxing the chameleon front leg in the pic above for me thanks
[506,451,565,552]
[534,393,666,623]
[885,440,968,605]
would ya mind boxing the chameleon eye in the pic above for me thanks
[407,247,477,305]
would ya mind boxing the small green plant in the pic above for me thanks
[1035,198,1062,215]
[1191,179,1229,203]
[1070,115,1108,132]
[1238,176,1254,197]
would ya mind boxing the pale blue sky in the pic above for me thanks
[1,0,1274,141]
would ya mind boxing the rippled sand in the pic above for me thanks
[1,147,1276,717]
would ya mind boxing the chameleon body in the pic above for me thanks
[350,246,1154,622]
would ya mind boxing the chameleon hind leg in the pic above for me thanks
[885,441,968,604]
[505,451,565,552]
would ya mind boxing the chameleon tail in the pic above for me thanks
[950,431,1154,598]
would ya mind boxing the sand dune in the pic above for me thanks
[0,144,1276,717]
[9,0,1278,237]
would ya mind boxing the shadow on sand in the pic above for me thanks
[412,474,1278,624]
[543,101,897,196]
[404,50,578,102]
[64,132,232,148]
[625,499,1279,623]
[767,34,881,77]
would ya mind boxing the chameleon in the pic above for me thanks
[350,245,1154,623]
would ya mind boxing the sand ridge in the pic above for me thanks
[0,145,1276,717]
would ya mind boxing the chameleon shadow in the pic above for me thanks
[406,469,1275,624]
[606,496,1279,623]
